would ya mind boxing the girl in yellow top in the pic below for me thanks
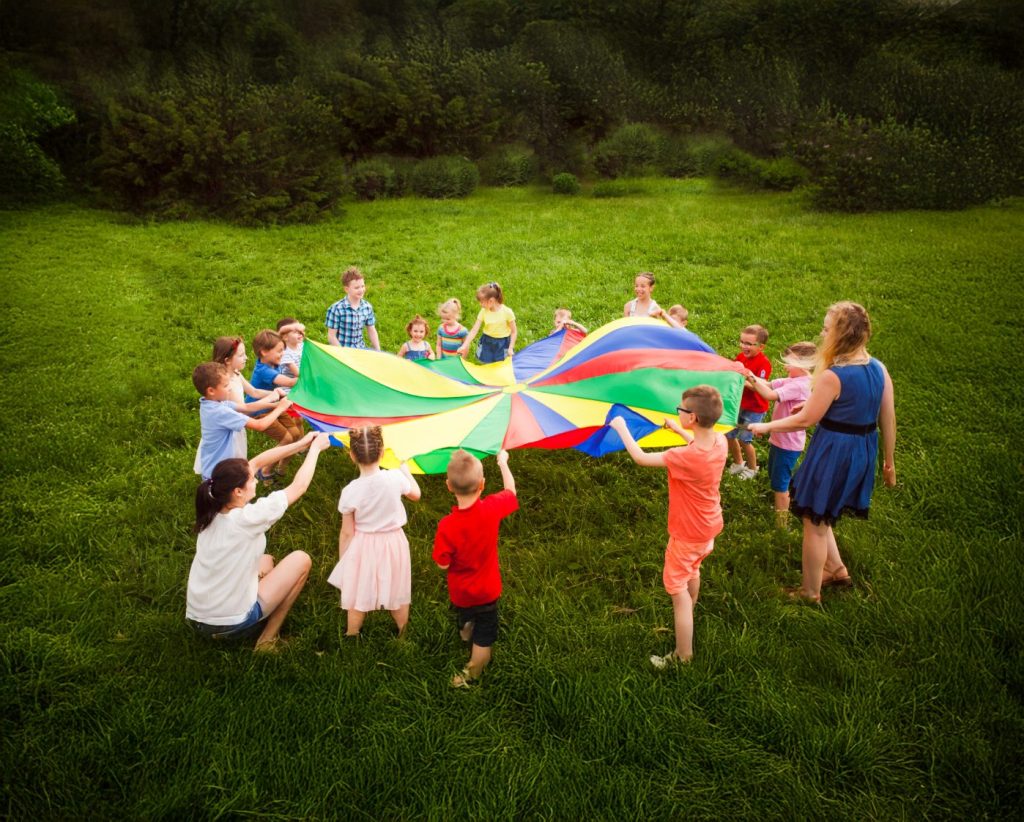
[458,282,518,363]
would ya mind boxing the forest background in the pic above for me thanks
[2,0,1023,221]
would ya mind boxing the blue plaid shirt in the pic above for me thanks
[325,298,376,348]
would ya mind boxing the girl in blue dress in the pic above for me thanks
[397,315,436,361]
[750,302,896,602]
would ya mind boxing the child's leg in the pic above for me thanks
[465,644,492,679]
[800,517,829,599]
[741,440,759,471]
[255,550,312,648]
[389,603,409,635]
[345,609,366,636]
[727,437,743,466]
[670,577,699,662]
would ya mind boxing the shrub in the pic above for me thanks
[349,158,398,201]
[0,66,75,201]
[480,145,537,187]
[592,180,645,198]
[660,136,698,178]
[409,156,479,199]
[590,122,664,178]
[685,134,736,176]
[552,172,580,195]
[712,148,808,191]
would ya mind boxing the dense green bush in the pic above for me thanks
[659,136,698,178]
[479,145,537,186]
[409,156,479,199]
[349,158,399,200]
[713,149,808,191]
[0,66,75,201]
[590,123,664,178]
[551,172,580,194]
[685,134,737,177]
[95,82,344,224]
[793,114,1022,211]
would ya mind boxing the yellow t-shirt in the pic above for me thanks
[477,304,516,339]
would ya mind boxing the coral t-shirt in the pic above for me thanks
[663,435,728,542]
[433,490,518,607]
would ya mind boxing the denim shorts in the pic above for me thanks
[725,408,765,443]
[477,334,510,364]
[455,599,499,647]
[190,601,266,641]
[767,445,801,493]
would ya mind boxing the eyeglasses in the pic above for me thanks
[676,406,695,415]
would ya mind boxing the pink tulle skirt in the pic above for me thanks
[327,529,411,612]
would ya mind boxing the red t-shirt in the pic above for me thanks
[663,435,728,542]
[433,489,519,608]
[736,351,772,413]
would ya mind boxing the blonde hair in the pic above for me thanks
[348,425,384,465]
[438,298,462,320]
[446,449,483,495]
[818,302,871,371]
[681,385,723,429]
[781,341,817,370]
[668,304,688,322]
[554,308,572,321]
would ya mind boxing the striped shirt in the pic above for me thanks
[437,322,468,357]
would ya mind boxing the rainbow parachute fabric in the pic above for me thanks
[289,317,746,474]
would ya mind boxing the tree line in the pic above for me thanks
[2,0,1022,222]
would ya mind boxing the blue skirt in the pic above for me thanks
[477,334,510,364]
[790,426,878,525]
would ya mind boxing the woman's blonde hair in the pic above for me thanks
[348,425,384,465]
[817,301,871,372]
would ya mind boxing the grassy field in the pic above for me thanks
[3,180,1023,819]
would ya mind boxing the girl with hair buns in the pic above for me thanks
[327,426,422,637]
[187,432,332,650]
[750,302,897,602]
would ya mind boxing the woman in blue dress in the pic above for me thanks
[750,302,896,602]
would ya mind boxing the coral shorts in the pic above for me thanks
[662,537,715,594]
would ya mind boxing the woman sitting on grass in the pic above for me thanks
[750,301,896,603]
[187,432,332,650]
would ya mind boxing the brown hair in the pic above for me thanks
[276,317,299,331]
[742,324,769,345]
[446,449,483,495]
[348,425,384,466]
[635,272,656,287]
[342,266,364,287]
[681,385,723,429]
[819,301,871,371]
[194,458,250,533]
[476,282,504,304]
[211,336,244,366]
[192,362,229,395]
[252,329,282,357]
[406,314,430,335]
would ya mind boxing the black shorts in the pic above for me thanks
[455,599,500,647]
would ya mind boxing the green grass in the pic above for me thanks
[3,179,1023,818]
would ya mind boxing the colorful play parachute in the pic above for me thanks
[289,318,746,473]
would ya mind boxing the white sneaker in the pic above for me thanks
[738,467,759,480]
[727,463,747,475]
[649,652,684,669]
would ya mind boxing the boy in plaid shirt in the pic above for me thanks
[326,266,381,350]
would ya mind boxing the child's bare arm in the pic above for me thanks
[327,327,340,346]
[458,317,483,356]
[338,512,355,560]
[367,325,381,352]
[496,449,516,495]
[250,430,316,473]
[273,372,298,388]
[399,462,422,501]
[245,398,291,431]
[507,319,517,356]
[238,392,282,414]
[663,416,695,444]
[610,416,666,467]
[745,373,779,401]
[280,432,331,505]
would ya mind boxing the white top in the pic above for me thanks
[186,490,289,624]
[338,468,414,532]
[627,298,661,317]
[279,344,303,395]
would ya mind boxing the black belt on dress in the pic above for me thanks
[818,418,877,435]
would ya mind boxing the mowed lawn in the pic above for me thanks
[2,180,1022,818]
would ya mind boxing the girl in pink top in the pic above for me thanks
[327,426,421,637]
[746,342,816,528]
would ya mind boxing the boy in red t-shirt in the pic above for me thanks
[610,385,728,667]
[726,324,771,479]
[433,448,518,688]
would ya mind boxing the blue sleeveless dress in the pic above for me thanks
[790,358,885,525]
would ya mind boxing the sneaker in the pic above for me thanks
[727,463,747,476]
[649,652,686,669]
[738,466,759,480]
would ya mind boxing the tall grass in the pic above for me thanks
[2,180,1022,817]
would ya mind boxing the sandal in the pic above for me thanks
[451,667,478,689]
[822,573,853,589]
[255,468,276,486]
[783,586,821,604]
